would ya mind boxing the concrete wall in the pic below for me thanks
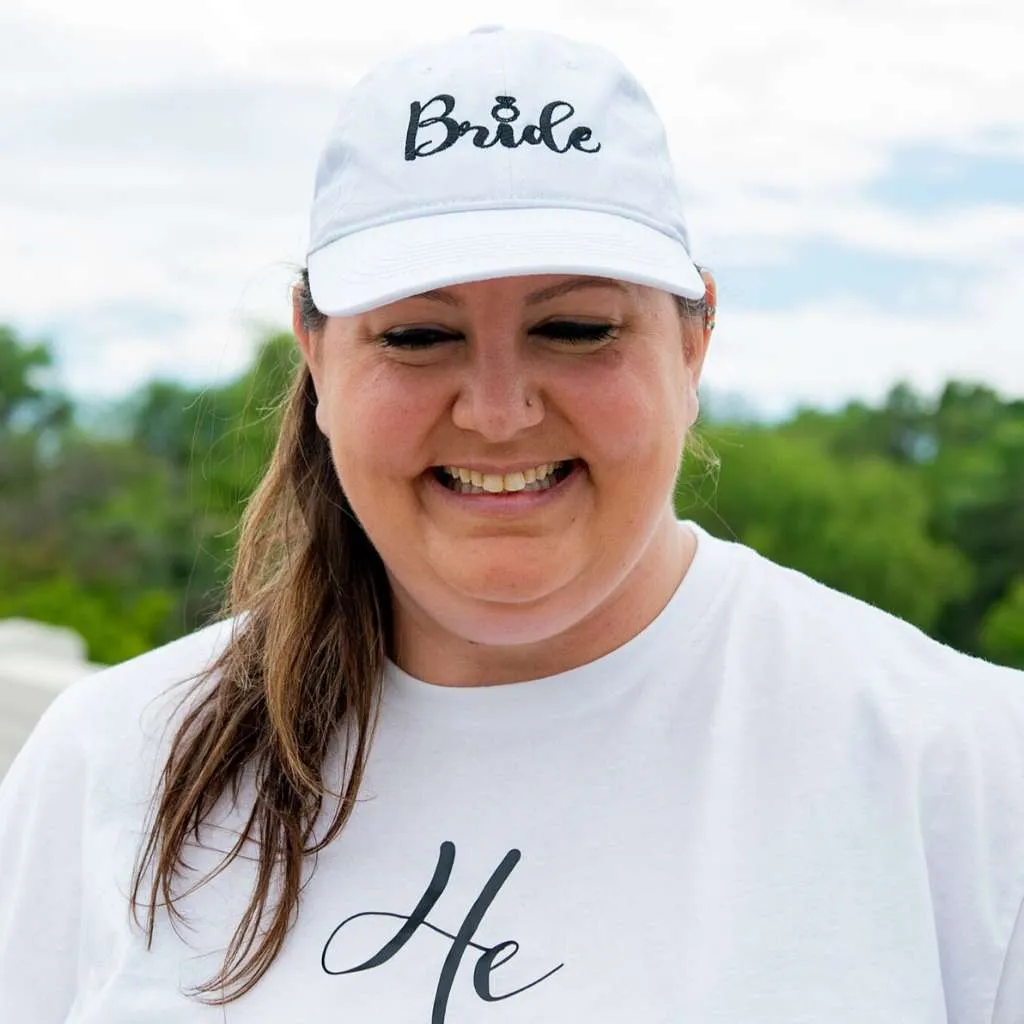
[0,619,103,780]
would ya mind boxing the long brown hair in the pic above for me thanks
[129,267,709,1004]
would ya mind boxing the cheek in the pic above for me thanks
[318,364,442,480]
[568,352,687,467]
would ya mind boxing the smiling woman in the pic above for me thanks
[2,24,1024,1024]
[292,269,711,682]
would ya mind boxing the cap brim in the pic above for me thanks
[307,207,706,316]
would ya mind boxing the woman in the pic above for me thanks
[2,25,1023,1024]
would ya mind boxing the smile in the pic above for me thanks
[433,460,578,494]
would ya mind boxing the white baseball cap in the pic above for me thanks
[306,26,706,316]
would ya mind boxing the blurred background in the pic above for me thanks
[2,0,1023,774]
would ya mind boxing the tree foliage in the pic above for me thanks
[0,327,297,662]
[0,324,1020,669]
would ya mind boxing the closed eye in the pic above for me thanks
[377,321,617,350]
[378,327,460,349]
[533,320,617,345]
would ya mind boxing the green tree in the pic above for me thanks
[123,331,300,633]
[678,426,972,633]
[980,579,1024,669]
[1,327,299,660]
[923,387,1024,656]
[0,325,71,435]
[2,317,1019,671]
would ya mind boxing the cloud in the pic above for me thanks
[2,77,339,216]
[708,261,1024,417]
[1,0,1022,410]
[693,195,1024,280]
[716,241,985,315]
[866,145,1024,213]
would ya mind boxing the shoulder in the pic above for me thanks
[46,614,235,744]
[692,525,1024,762]
[696,528,1024,962]
[2,616,239,800]
[0,619,240,1020]
[705,524,1023,693]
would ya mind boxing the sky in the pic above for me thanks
[2,0,1023,418]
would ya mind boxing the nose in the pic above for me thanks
[450,342,544,441]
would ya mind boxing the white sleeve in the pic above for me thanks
[993,895,1024,1024]
[0,693,88,1023]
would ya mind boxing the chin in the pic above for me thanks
[390,562,577,643]
[440,601,580,649]
[444,557,582,607]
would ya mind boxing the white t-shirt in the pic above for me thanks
[2,521,1023,1023]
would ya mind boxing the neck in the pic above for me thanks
[391,512,694,686]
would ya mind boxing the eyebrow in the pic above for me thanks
[414,277,631,307]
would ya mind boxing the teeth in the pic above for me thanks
[440,461,570,494]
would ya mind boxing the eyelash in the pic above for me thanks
[378,321,617,349]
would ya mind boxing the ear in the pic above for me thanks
[292,285,318,373]
[688,268,717,389]
[687,383,701,427]
[292,286,329,434]
[701,268,717,332]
